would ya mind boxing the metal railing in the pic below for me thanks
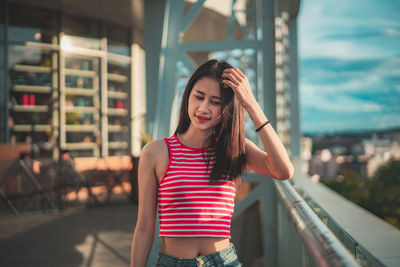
[275,178,359,266]
[234,173,359,266]
[302,194,383,266]
[147,172,360,266]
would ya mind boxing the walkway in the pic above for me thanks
[0,203,138,267]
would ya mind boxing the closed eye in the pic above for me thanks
[194,95,204,100]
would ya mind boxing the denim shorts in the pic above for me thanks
[156,244,242,267]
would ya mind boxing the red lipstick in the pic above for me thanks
[196,116,210,123]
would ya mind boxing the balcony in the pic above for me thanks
[142,158,400,266]
[1,156,399,266]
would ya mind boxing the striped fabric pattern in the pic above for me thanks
[158,135,236,238]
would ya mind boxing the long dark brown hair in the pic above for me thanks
[174,59,246,181]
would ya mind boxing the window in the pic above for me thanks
[106,23,130,56]
[8,5,57,44]
[62,14,101,39]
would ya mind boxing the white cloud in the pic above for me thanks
[383,28,400,37]
[365,113,400,130]
[299,39,374,60]
[299,35,399,60]
[298,0,400,60]
[298,0,400,133]
[373,57,400,76]
[300,56,400,96]
[300,87,382,113]
[301,111,400,134]
[331,74,381,92]
[300,73,381,94]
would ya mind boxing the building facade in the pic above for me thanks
[1,0,300,160]
[0,0,145,159]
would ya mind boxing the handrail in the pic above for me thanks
[275,180,360,267]
[303,193,384,266]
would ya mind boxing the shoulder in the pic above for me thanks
[142,138,167,153]
[141,139,168,159]
[140,139,169,167]
[140,138,170,181]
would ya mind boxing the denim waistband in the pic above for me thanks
[157,243,241,267]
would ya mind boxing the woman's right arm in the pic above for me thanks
[130,142,159,267]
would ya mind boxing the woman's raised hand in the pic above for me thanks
[221,68,257,109]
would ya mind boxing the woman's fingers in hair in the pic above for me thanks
[222,68,243,83]
[227,67,245,78]
[222,68,256,109]
[222,68,246,93]
[222,73,240,87]
[222,79,237,91]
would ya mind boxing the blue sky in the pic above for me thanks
[298,0,400,134]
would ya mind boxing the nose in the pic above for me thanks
[198,100,210,113]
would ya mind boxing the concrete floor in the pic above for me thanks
[0,203,138,267]
[0,198,264,267]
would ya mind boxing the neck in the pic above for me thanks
[179,126,213,148]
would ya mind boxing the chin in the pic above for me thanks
[191,123,214,133]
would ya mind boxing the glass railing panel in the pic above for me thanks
[297,186,384,266]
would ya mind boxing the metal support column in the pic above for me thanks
[153,1,184,140]
[260,0,277,128]
[153,0,278,140]
[144,0,166,136]
[289,18,301,158]
[263,178,278,266]
[3,1,9,142]
[144,1,304,266]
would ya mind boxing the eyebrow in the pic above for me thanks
[194,90,221,100]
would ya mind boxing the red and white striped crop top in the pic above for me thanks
[157,135,236,238]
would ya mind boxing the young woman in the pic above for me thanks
[130,59,294,266]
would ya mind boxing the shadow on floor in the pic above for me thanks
[0,203,138,267]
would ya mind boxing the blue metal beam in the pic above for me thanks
[226,0,236,40]
[153,0,184,140]
[232,12,250,39]
[144,0,165,135]
[259,2,277,265]
[179,40,260,51]
[180,53,197,73]
[260,0,277,128]
[289,18,300,157]
[232,181,265,218]
[182,0,207,34]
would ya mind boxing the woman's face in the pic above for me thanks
[187,77,222,133]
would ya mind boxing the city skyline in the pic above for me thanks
[298,0,400,134]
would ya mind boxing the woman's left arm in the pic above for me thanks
[222,68,294,180]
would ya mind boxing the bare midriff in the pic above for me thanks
[160,237,231,258]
